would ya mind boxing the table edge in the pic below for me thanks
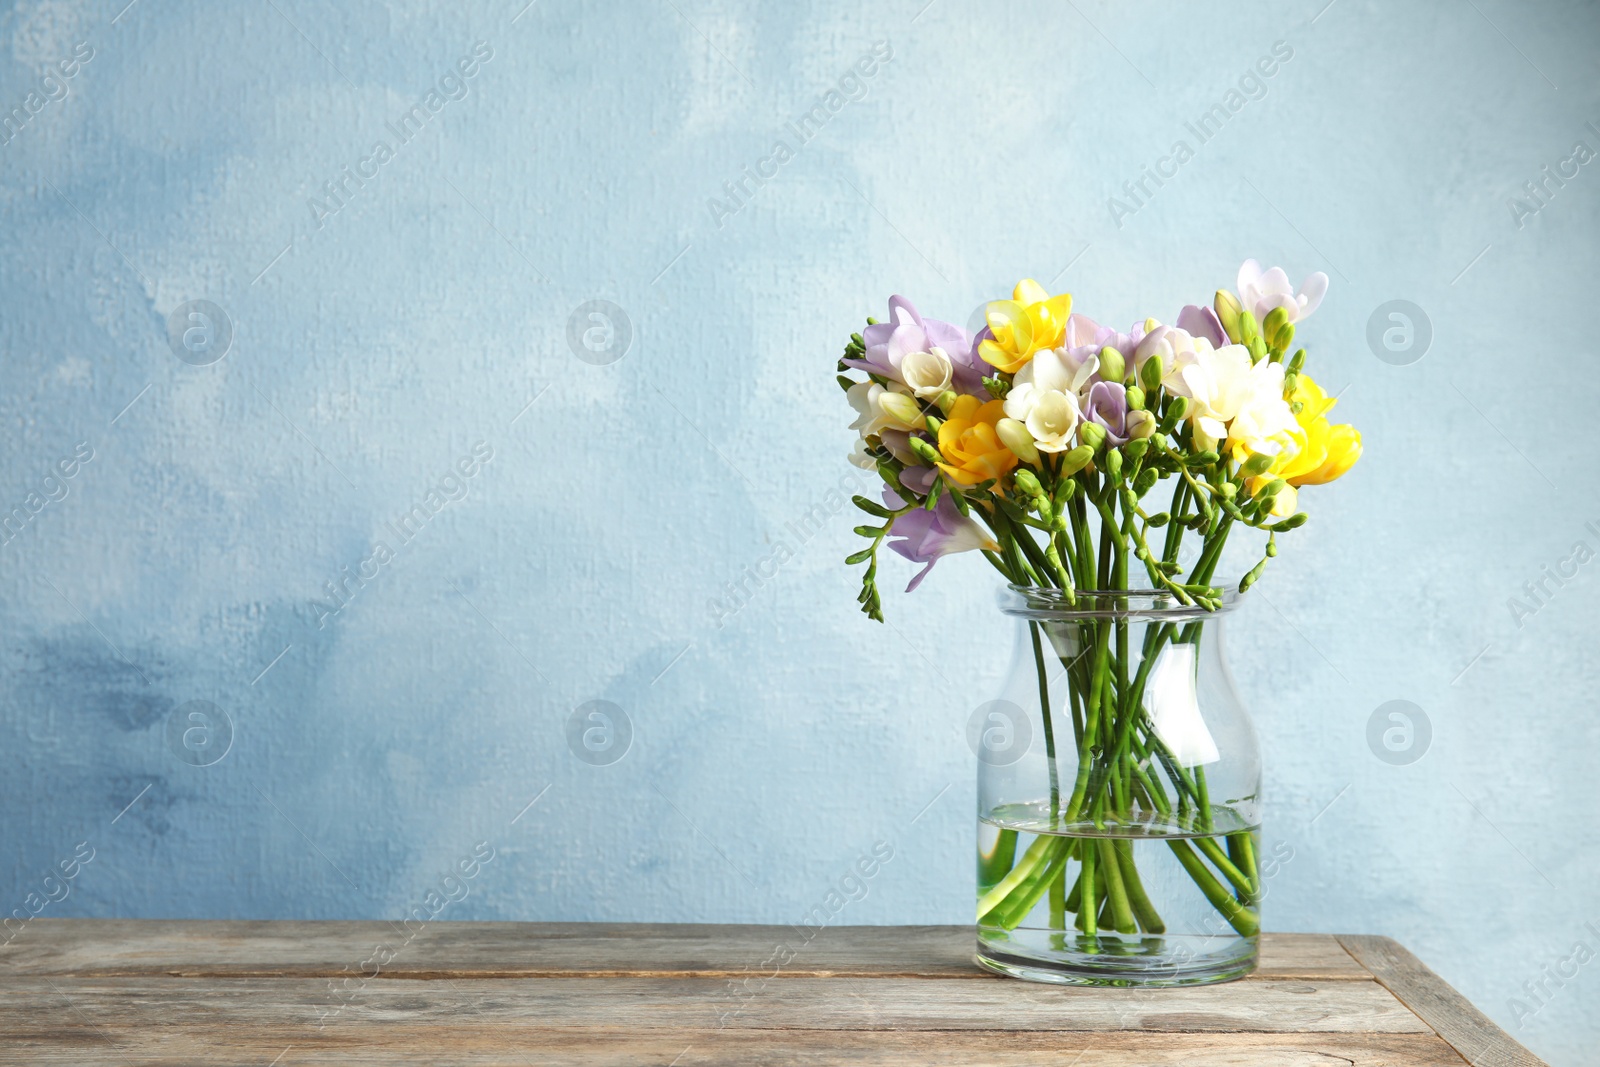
[1336,934,1547,1067]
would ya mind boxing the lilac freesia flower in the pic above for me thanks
[893,463,939,496]
[1176,304,1227,348]
[848,296,984,394]
[1083,380,1130,446]
[883,488,998,592]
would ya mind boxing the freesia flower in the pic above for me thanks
[934,395,1018,486]
[848,381,921,439]
[1134,324,1213,396]
[976,280,1073,375]
[1235,260,1328,325]
[883,488,1000,592]
[1250,375,1362,515]
[899,347,953,399]
[1179,344,1295,458]
[848,296,984,393]
[1175,304,1227,348]
[1003,349,1090,453]
[1082,381,1130,447]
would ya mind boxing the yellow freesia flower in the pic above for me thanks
[978,279,1073,375]
[1248,374,1362,515]
[935,395,1018,486]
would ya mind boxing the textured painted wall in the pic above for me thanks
[1,0,1596,1060]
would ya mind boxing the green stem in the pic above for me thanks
[1167,839,1259,937]
[1029,621,1060,817]
[1115,838,1165,934]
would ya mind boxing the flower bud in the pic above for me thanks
[936,389,960,415]
[1261,306,1290,344]
[1238,452,1273,479]
[1214,290,1242,343]
[1159,395,1188,434]
[909,436,943,467]
[1125,385,1145,411]
[1237,307,1259,343]
[1126,409,1157,439]
[925,415,943,435]
[1059,444,1095,476]
[1077,422,1106,453]
[1104,447,1123,481]
[995,417,1041,466]
[1254,477,1287,501]
[1140,355,1163,394]
[1272,321,1295,356]
[878,391,921,426]
[1125,437,1149,462]
[1270,512,1308,531]
[1097,347,1125,384]
[1013,468,1044,499]
[1247,336,1268,364]
[1286,348,1306,374]
[1133,467,1158,495]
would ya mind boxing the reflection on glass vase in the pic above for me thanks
[975,587,1262,986]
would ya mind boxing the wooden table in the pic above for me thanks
[0,921,1545,1065]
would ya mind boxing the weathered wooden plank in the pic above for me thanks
[0,975,1433,1034]
[0,1027,1475,1067]
[1338,935,1546,1067]
[1,920,1367,981]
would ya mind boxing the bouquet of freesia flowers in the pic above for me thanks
[837,261,1360,979]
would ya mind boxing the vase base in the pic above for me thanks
[974,936,1258,987]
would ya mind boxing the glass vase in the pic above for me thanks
[974,586,1262,986]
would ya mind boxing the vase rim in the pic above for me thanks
[1000,584,1243,620]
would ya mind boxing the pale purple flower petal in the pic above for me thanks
[883,489,997,592]
[1084,380,1129,446]
[1176,305,1226,347]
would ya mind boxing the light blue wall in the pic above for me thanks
[1,0,1596,1060]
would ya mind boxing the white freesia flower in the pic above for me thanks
[1236,259,1328,324]
[848,381,920,438]
[1179,344,1295,457]
[848,437,877,469]
[899,346,954,399]
[1134,325,1214,398]
[1011,346,1098,401]
[1022,390,1081,452]
[1002,351,1085,453]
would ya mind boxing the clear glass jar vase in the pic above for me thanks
[975,586,1262,986]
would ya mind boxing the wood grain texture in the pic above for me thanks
[0,1028,1477,1066]
[0,975,1433,1033]
[2,920,1366,980]
[1338,934,1548,1067]
[0,923,1552,1067]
